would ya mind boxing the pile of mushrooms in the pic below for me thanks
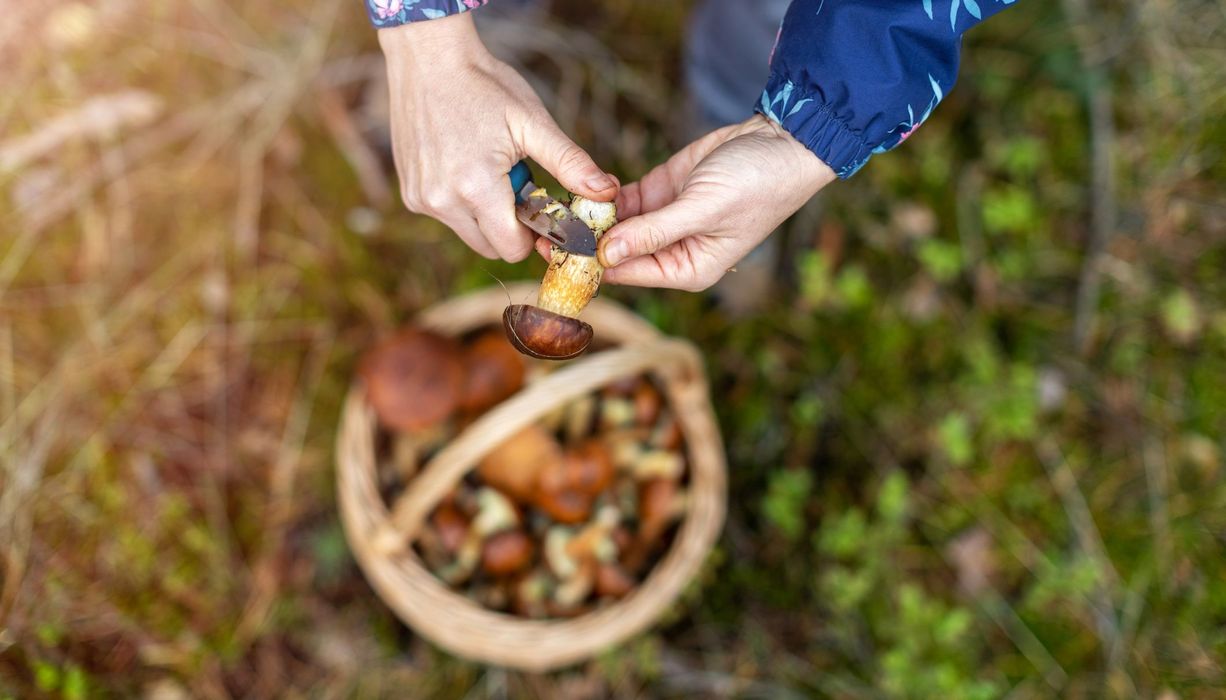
[361,328,688,618]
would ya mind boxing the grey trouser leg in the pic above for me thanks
[684,0,792,133]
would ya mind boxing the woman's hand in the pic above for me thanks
[560,115,835,291]
[380,14,617,261]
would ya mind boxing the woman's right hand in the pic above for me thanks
[379,13,617,261]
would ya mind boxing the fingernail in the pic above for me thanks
[602,238,629,267]
[585,174,616,192]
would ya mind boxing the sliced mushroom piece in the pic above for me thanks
[600,397,637,430]
[436,535,481,586]
[512,570,553,619]
[553,558,597,610]
[472,487,520,537]
[632,449,685,482]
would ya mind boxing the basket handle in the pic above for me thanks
[377,336,704,548]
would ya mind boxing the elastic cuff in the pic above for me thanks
[365,0,493,29]
[756,72,872,179]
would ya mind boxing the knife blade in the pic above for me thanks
[508,161,598,258]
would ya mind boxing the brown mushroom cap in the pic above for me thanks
[359,328,464,432]
[503,304,593,361]
[477,426,564,503]
[481,530,535,576]
[432,502,470,554]
[535,461,595,524]
[594,563,636,599]
[562,440,616,496]
[461,330,526,412]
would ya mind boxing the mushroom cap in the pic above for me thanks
[594,563,636,599]
[503,304,593,361]
[477,426,564,504]
[562,440,616,496]
[480,530,535,576]
[359,328,464,432]
[460,330,526,412]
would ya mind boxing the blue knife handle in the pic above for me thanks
[509,160,533,204]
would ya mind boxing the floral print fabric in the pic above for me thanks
[365,0,1020,178]
[365,0,490,28]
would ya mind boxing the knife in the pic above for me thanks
[508,160,598,258]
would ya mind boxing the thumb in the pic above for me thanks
[521,116,617,201]
[599,202,703,268]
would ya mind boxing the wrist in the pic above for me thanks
[378,12,485,62]
[744,114,837,190]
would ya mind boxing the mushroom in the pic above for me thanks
[594,563,635,599]
[600,397,637,430]
[503,196,617,360]
[562,440,616,496]
[434,488,519,585]
[359,328,464,432]
[460,330,525,413]
[534,468,594,525]
[631,449,685,482]
[637,478,686,547]
[546,507,620,611]
[512,571,553,618]
[650,415,683,451]
[477,426,563,504]
[472,487,520,537]
[633,380,663,427]
[431,501,470,554]
[534,442,616,525]
[480,530,535,577]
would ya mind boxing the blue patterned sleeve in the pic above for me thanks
[760,0,1020,178]
[365,0,493,29]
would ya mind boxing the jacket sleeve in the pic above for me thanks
[759,0,1019,178]
[365,0,493,29]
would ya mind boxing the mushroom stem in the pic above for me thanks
[536,196,616,318]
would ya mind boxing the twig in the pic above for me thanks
[0,90,163,174]
[316,87,392,208]
[1066,0,1118,355]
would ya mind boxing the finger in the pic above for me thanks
[602,250,722,292]
[466,176,535,262]
[446,215,499,260]
[521,114,618,201]
[600,254,686,289]
[534,236,553,261]
[598,199,708,268]
[615,181,643,219]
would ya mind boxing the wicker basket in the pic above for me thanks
[335,283,727,672]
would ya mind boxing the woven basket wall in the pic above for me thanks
[336,283,727,671]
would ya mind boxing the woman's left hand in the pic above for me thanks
[536,115,836,291]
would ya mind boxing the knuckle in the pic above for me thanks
[454,177,486,205]
[421,189,451,213]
